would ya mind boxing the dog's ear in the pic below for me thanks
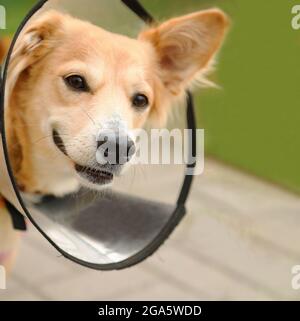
[0,37,11,64]
[6,10,63,101]
[5,11,64,182]
[139,9,229,96]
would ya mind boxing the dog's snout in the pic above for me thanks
[97,136,109,157]
[97,130,136,165]
[126,138,136,159]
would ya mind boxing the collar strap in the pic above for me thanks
[121,0,154,24]
[2,198,27,231]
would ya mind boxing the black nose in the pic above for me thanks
[97,130,136,165]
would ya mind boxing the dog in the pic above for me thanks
[0,8,228,272]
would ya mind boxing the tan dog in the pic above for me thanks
[0,9,228,271]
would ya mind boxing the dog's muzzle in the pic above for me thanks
[52,129,136,186]
[96,129,136,166]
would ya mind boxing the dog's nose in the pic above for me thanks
[97,130,136,165]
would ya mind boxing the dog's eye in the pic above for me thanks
[132,93,149,109]
[64,75,89,92]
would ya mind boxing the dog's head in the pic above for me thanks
[6,9,228,194]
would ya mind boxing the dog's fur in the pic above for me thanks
[0,9,228,271]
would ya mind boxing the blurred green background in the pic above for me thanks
[1,0,300,193]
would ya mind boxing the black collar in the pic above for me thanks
[4,199,27,231]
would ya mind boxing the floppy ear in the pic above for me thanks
[6,10,63,102]
[0,37,11,64]
[139,9,229,96]
[4,11,63,183]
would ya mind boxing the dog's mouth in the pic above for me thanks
[52,129,114,186]
[52,129,68,156]
[75,164,114,185]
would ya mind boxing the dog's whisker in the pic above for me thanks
[32,133,85,145]
[79,106,97,128]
